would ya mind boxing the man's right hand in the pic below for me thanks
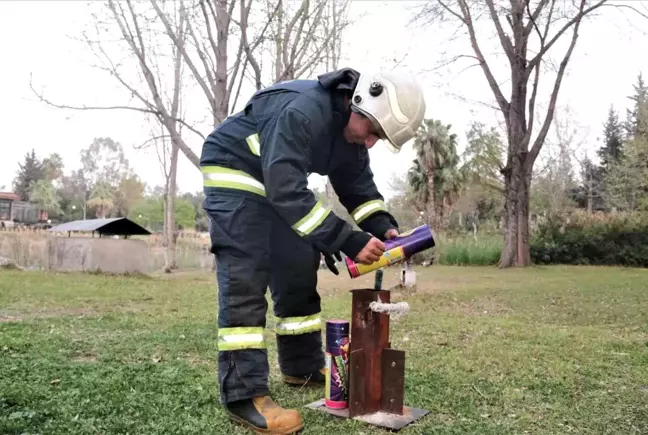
[354,237,385,264]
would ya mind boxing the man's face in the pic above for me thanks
[344,110,384,149]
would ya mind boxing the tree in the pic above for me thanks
[530,106,584,215]
[80,137,130,191]
[597,105,624,171]
[58,169,90,220]
[13,149,44,201]
[570,155,605,213]
[113,174,146,217]
[385,172,425,231]
[29,0,353,273]
[31,0,354,171]
[624,72,648,141]
[415,0,610,267]
[603,136,648,211]
[461,121,505,195]
[28,179,62,217]
[42,153,65,184]
[407,118,465,230]
[87,181,115,219]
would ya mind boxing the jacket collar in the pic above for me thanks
[317,68,360,128]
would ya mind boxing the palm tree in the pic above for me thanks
[407,119,466,229]
[87,181,115,218]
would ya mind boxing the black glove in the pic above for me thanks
[323,251,343,275]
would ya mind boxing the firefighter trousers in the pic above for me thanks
[204,189,324,404]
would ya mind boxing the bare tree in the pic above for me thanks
[31,0,354,168]
[30,0,205,168]
[414,0,613,267]
[29,0,356,273]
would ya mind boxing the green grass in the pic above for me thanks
[2,266,648,434]
[436,234,502,266]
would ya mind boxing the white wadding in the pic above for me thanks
[368,301,410,320]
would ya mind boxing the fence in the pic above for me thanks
[0,227,214,273]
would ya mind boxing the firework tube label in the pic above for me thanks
[346,246,406,278]
[345,224,436,278]
[324,320,349,409]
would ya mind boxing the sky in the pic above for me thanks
[1,0,647,200]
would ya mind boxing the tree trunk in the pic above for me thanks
[164,145,179,273]
[587,168,593,214]
[500,154,532,267]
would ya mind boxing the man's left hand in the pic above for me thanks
[384,229,399,240]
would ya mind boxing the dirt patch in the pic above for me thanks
[72,351,98,363]
[182,354,216,368]
[440,295,511,317]
[0,307,99,323]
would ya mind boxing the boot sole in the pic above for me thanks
[227,412,304,435]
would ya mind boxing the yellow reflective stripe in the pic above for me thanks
[351,199,387,224]
[292,201,330,236]
[218,326,266,351]
[246,133,260,156]
[275,314,322,335]
[202,166,266,197]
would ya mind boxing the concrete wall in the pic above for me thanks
[48,237,149,274]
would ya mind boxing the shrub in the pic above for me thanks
[408,232,502,266]
[530,211,648,267]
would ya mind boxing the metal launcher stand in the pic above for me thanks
[306,270,429,431]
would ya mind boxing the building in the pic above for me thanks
[0,192,45,227]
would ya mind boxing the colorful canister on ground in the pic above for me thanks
[324,319,350,409]
[345,224,436,278]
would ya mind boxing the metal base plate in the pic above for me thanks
[305,399,430,431]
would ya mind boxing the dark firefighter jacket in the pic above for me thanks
[200,68,399,261]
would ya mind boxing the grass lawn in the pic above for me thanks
[1,265,647,434]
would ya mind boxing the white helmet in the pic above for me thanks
[351,70,426,153]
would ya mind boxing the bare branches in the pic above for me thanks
[452,0,511,117]
[484,0,514,64]
[526,0,607,73]
[270,0,353,84]
[529,0,591,165]
[525,0,556,147]
[240,0,264,89]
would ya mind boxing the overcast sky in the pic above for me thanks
[1,0,647,200]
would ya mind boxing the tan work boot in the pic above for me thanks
[225,396,304,434]
[282,367,326,386]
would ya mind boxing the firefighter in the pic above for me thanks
[201,67,426,434]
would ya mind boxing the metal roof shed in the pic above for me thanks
[48,217,151,238]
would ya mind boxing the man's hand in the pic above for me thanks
[384,229,399,240]
[355,237,385,265]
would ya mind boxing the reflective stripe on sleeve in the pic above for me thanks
[202,166,266,197]
[246,133,261,156]
[275,314,322,335]
[292,201,330,236]
[218,326,266,351]
[351,199,388,224]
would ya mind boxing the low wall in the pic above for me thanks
[48,237,149,274]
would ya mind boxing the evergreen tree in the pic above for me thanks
[597,106,623,171]
[569,156,605,212]
[624,73,648,140]
[12,149,45,200]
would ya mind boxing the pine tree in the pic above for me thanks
[597,106,623,171]
[12,149,45,200]
[624,73,648,141]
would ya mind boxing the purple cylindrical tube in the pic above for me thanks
[324,319,350,409]
[345,224,436,278]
